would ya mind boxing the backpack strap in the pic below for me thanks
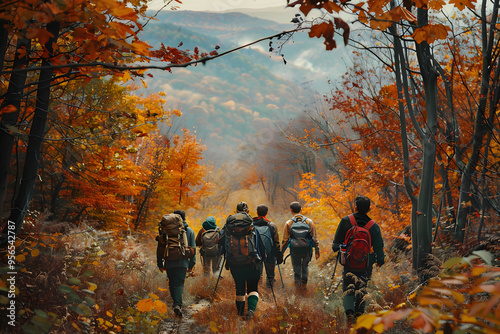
[364,220,375,230]
[348,214,357,226]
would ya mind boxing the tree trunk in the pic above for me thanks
[455,0,499,242]
[8,22,60,236]
[0,36,31,221]
[414,7,439,276]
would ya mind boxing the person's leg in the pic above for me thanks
[290,254,302,287]
[230,266,246,316]
[354,272,370,315]
[211,256,220,275]
[300,252,312,287]
[264,260,276,288]
[202,255,211,277]
[342,270,356,317]
[245,265,261,319]
[166,267,187,316]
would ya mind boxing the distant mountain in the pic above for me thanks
[139,10,350,163]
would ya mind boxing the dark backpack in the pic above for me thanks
[254,220,273,262]
[201,228,219,257]
[340,214,374,271]
[156,213,196,262]
[289,215,312,254]
[225,213,260,266]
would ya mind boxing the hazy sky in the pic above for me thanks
[150,0,288,11]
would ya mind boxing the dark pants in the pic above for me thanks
[202,255,220,276]
[263,259,276,284]
[342,269,371,315]
[230,264,261,296]
[166,267,187,308]
[290,251,312,286]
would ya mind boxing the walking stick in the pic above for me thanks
[211,256,225,302]
[269,280,278,306]
[326,253,340,296]
[277,264,285,288]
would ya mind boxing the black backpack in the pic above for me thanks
[224,213,260,266]
[289,215,312,254]
[253,220,274,262]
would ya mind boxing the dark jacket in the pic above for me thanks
[332,212,385,267]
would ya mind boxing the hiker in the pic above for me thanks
[252,204,282,288]
[281,201,320,290]
[156,210,196,318]
[218,201,266,319]
[195,216,221,277]
[332,196,385,322]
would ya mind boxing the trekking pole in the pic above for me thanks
[326,253,339,296]
[269,281,278,306]
[277,264,285,288]
[211,256,225,302]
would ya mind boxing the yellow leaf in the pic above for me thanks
[96,250,106,257]
[153,300,168,314]
[92,261,99,266]
[106,311,113,317]
[87,282,97,292]
[121,71,131,83]
[141,79,147,89]
[136,298,154,313]
[149,293,159,300]
[354,313,378,330]
[158,287,168,292]
[15,254,26,262]
[31,249,40,257]
[210,321,218,332]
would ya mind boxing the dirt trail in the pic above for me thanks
[157,299,211,334]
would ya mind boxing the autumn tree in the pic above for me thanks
[287,0,500,276]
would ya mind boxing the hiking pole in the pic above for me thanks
[269,281,278,306]
[277,264,285,288]
[211,256,225,302]
[326,253,339,296]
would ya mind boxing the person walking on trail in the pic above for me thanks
[281,201,320,290]
[218,201,266,320]
[157,210,196,318]
[252,204,282,289]
[332,196,385,322]
[195,216,221,277]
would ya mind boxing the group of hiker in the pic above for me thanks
[156,196,385,323]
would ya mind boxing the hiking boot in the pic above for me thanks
[173,305,183,318]
[266,280,274,289]
[245,310,254,320]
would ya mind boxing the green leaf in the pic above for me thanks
[67,277,82,285]
[32,315,53,333]
[443,257,464,269]
[57,284,73,294]
[81,270,94,277]
[0,295,9,304]
[66,292,82,304]
[34,309,48,318]
[70,303,93,316]
[84,296,96,307]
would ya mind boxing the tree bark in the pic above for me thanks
[8,22,60,237]
[0,36,30,220]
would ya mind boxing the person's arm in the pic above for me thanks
[308,219,320,259]
[371,224,385,266]
[195,229,203,247]
[281,220,291,253]
[187,228,196,270]
[332,218,348,252]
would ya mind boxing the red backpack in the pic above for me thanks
[340,214,375,271]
